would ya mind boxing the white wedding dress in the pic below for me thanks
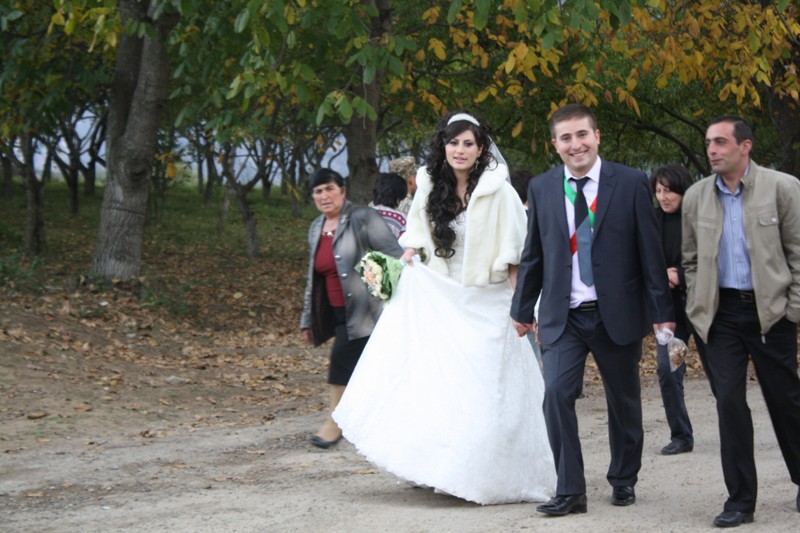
[333,215,556,505]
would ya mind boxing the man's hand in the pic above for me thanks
[512,319,535,337]
[302,328,314,345]
[667,267,679,289]
[653,322,676,336]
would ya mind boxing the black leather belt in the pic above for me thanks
[574,300,598,311]
[720,288,755,304]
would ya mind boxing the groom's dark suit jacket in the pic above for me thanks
[511,160,673,346]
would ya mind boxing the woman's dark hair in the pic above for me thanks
[424,110,495,258]
[510,169,533,204]
[372,172,407,208]
[309,168,345,190]
[650,164,693,197]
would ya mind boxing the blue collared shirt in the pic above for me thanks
[715,173,753,290]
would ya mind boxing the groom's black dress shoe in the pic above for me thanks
[660,440,693,455]
[713,510,754,527]
[536,494,587,516]
[611,486,636,506]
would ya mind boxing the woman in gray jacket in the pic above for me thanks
[300,168,403,449]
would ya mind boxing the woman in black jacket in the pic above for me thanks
[651,164,711,456]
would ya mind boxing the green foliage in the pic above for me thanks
[0,252,42,289]
[140,278,196,317]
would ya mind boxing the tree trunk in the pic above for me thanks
[92,2,178,279]
[50,143,81,215]
[83,163,97,197]
[261,177,272,200]
[342,0,391,204]
[204,146,219,205]
[217,186,234,236]
[234,187,259,258]
[1,149,15,201]
[21,134,45,255]
[84,111,106,197]
[343,120,379,205]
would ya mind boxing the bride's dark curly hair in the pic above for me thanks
[424,110,495,258]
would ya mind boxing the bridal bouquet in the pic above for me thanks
[356,250,405,301]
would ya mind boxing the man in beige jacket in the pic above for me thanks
[682,115,800,528]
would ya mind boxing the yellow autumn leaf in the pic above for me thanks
[428,38,446,61]
[422,7,440,24]
[505,55,516,74]
[631,97,641,117]
[476,87,491,103]
[511,121,523,138]
[51,10,65,26]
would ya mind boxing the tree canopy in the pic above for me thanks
[2,0,799,278]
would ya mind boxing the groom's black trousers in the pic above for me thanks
[541,307,643,496]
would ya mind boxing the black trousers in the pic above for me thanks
[705,290,800,512]
[541,308,643,496]
[328,307,369,385]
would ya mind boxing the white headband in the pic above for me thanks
[447,113,481,127]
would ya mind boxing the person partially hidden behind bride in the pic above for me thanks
[332,110,557,504]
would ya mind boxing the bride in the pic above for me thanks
[332,110,556,505]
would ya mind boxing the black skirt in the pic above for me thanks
[328,306,370,385]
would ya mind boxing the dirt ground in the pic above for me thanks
[2,304,799,533]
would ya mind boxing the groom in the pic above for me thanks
[511,104,674,516]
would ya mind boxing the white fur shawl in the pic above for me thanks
[399,163,527,287]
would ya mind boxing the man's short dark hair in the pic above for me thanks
[549,103,598,137]
[709,115,754,145]
[372,172,407,208]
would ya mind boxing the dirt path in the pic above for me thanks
[2,378,798,532]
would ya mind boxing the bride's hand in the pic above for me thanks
[401,248,417,266]
[512,319,532,337]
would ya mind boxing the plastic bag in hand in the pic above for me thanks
[656,327,688,372]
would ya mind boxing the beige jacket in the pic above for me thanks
[399,163,527,287]
[682,161,800,342]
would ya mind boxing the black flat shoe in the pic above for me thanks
[536,494,587,516]
[611,486,636,506]
[661,441,694,455]
[713,510,754,527]
[309,434,342,449]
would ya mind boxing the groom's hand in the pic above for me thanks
[512,319,533,337]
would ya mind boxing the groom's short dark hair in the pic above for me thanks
[549,103,598,137]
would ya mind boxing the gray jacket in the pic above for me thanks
[300,200,404,346]
[682,161,800,341]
